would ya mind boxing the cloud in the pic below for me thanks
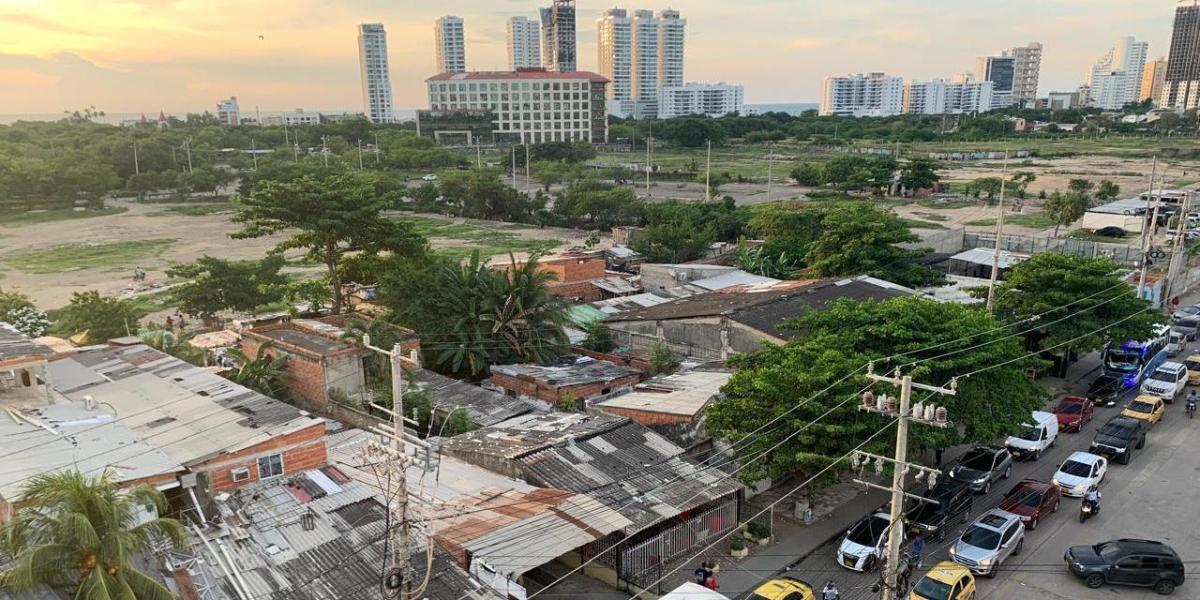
[0,12,87,35]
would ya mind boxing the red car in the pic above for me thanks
[1053,395,1094,432]
[998,479,1061,530]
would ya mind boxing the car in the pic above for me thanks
[1065,539,1186,595]
[1166,330,1185,356]
[421,173,438,181]
[944,446,1013,494]
[1095,226,1127,237]
[1087,374,1132,407]
[1004,410,1058,460]
[837,511,899,572]
[748,576,815,600]
[1123,394,1166,424]
[1140,362,1188,402]
[1090,415,1149,464]
[949,509,1025,577]
[905,480,974,542]
[1172,317,1200,341]
[1172,304,1200,321]
[1052,396,1094,432]
[1052,451,1108,497]
[1186,354,1200,386]
[998,479,1061,531]
[909,561,976,600]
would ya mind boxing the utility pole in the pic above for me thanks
[1163,190,1194,309]
[766,144,774,202]
[185,138,194,173]
[374,132,381,164]
[862,365,956,600]
[358,139,365,170]
[283,125,289,148]
[1137,157,1160,300]
[171,146,178,171]
[705,140,712,201]
[250,139,258,170]
[645,124,653,197]
[133,139,140,175]
[985,150,1010,312]
[321,136,329,167]
[512,146,517,188]
[525,143,531,188]
[475,139,482,169]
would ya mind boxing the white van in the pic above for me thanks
[1004,410,1058,461]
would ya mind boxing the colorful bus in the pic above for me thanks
[1102,325,1171,387]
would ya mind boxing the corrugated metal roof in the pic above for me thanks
[691,271,778,291]
[596,371,731,417]
[949,247,1029,269]
[414,368,545,427]
[490,359,642,389]
[0,322,53,362]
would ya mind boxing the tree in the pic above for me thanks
[167,255,287,322]
[968,177,1003,200]
[437,168,532,221]
[805,203,944,287]
[1043,190,1088,236]
[706,297,1046,485]
[0,288,36,321]
[631,220,715,263]
[231,172,428,313]
[1068,178,1095,196]
[790,163,826,186]
[5,307,50,338]
[53,291,144,343]
[531,160,580,192]
[226,342,290,396]
[1096,179,1121,201]
[581,321,616,353]
[990,253,1165,374]
[0,468,185,599]
[899,159,939,191]
[650,343,681,376]
[1008,172,1037,199]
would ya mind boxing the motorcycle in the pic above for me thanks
[1080,499,1099,523]
[1187,400,1196,420]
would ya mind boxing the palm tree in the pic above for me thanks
[226,342,289,396]
[0,469,186,599]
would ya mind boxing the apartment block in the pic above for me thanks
[903,74,993,115]
[1086,36,1148,110]
[507,16,541,70]
[820,73,904,117]
[1163,2,1200,110]
[357,23,394,123]
[541,0,577,72]
[1006,42,1043,106]
[1142,56,1167,104]
[216,96,239,125]
[658,82,744,118]
[435,16,466,73]
[975,55,1017,108]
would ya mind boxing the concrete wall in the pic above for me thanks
[324,354,366,403]
[608,317,778,359]
[490,371,642,405]
[904,227,966,254]
[639,264,737,295]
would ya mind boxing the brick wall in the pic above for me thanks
[490,372,641,405]
[200,422,328,493]
[595,405,691,426]
[549,280,602,302]
[240,336,333,408]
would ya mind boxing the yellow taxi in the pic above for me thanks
[1186,355,1200,386]
[910,561,976,600]
[1122,394,1166,425]
[749,576,814,600]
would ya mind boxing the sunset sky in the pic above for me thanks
[0,0,1176,116]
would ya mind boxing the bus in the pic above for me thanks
[1102,325,1171,387]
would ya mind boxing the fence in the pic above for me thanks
[619,499,738,589]
[610,328,725,362]
[962,232,1163,267]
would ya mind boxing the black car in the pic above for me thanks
[1088,374,1132,407]
[943,446,1013,494]
[905,480,974,542]
[1095,226,1127,237]
[1173,317,1200,341]
[1090,416,1148,464]
[1065,539,1185,595]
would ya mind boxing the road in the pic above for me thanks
[773,350,1200,599]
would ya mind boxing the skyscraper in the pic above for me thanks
[597,9,631,102]
[657,9,686,89]
[434,16,466,73]
[541,0,577,72]
[507,16,541,70]
[1086,36,1148,110]
[1163,3,1200,110]
[1005,42,1043,106]
[1142,56,1167,104]
[820,73,905,117]
[357,23,394,123]
[632,10,660,118]
[975,55,1016,108]
[216,96,239,125]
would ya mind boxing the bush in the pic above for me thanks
[581,322,616,353]
[650,344,681,376]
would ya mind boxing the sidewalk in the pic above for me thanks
[659,485,889,598]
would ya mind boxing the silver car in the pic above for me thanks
[949,509,1025,577]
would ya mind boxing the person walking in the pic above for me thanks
[693,561,711,584]
[912,533,926,569]
[703,573,719,591]
[821,581,840,600]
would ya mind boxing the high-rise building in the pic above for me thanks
[902,74,993,115]
[216,96,239,125]
[975,55,1017,108]
[597,9,631,103]
[357,23,394,123]
[1142,56,1167,104]
[631,10,661,118]
[1005,42,1043,106]
[820,73,904,117]
[541,0,577,72]
[434,16,466,73]
[507,16,541,70]
[658,82,744,118]
[657,9,686,89]
[1086,36,1148,110]
[1164,3,1200,110]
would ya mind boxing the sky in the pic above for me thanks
[0,0,1179,115]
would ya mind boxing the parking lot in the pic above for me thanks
[768,346,1200,599]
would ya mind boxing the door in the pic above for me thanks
[950,581,964,599]
[998,524,1019,561]
[1109,556,1144,585]
[1093,459,1107,482]
[1134,557,1163,586]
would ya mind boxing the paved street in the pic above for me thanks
[760,343,1200,599]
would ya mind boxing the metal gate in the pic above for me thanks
[619,499,737,587]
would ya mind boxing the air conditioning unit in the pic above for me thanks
[230,467,250,482]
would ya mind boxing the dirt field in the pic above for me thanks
[0,200,599,310]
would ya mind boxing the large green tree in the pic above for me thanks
[707,297,1046,485]
[231,172,427,313]
[1042,190,1088,236]
[167,255,287,321]
[631,221,715,263]
[899,158,940,191]
[805,203,944,287]
[52,291,145,343]
[0,469,186,600]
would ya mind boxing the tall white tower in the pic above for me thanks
[597,9,631,101]
[357,23,394,123]
[657,9,686,88]
[434,16,466,73]
[632,9,660,118]
[507,16,541,70]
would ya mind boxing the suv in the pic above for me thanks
[1174,317,1200,341]
[1087,374,1132,407]
[1090,416,1148,464]
[997,479,1061,531]
[1065,539,1186,595]
[837,511,898,572]
[905,481,973,542]
[1140,362,1188,402]
[944,446,1013,494]
[950,509,1025,577]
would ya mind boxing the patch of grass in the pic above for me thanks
[125,289,178,314]
[0,207,128,227]
[435,240,563,262]
[917,198,972,210]
[1069,229,1130,242]
[400,216,565,261]
[4,239,176,274]
[965,218,997,227]
[899,218,948,230]
[147,203,233,217]
[912,211,950,222]
[1005,213,1057,229]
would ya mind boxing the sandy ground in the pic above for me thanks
[0,200,599,309]
[943,155,1200,198]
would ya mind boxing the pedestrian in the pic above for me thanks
[821,581,840,600]
[693,561,711,584]
[165,315,174,329]
[912,533,926,569]
[703,573,719,591]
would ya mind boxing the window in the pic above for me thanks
[1116,556,1141,569]
[1141,557,1161,569]
[1000,524,1017,545]
[257,453,284,479]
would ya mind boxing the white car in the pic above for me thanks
[421,173,438,181]
[1167,330,1185,356]
[1052,451,1107,497]
[837,511,898,572]
[1140,361,1188,402]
